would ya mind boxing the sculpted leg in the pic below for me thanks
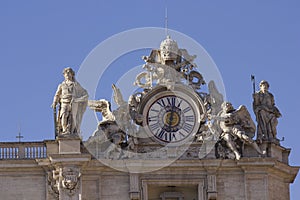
[222,133,241,160]
[61,114,68,133]
[235,130,264,155]
[60,104,71,134]
[251,142,265,155]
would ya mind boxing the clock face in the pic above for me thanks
[142,91,201,145]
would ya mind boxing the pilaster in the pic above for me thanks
[46,137,91,200]
[129,173,140,200]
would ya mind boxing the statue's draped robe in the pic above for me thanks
[55,80,88,134]
[253,91,280,140]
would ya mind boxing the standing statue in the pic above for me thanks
[253,80,281,143]
[217,102,264,160]
[51,67,88,136]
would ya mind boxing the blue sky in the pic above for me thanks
[0,0,299,198]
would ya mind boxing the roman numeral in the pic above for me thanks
[169,132,177,141]
[156,129,166,139]
[148,116,158,122]
[177,99,183,107]
[150,108,159,113]
[156,99,166,107]
[183,106,191,113]
[179,131,186,138]
[167,97,176,107]
[149,123,160,131]
[156,131,177,142]
[183,123,193,133]
[185,115,195,122]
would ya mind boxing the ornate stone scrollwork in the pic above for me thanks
[47,169,59,199]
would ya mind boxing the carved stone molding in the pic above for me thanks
[160,191,184,200]
[47,169,59,199]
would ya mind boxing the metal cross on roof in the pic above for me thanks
[16,126,24,142]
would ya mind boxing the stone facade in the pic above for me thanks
[0,163,46,200]
[0,139,298,200]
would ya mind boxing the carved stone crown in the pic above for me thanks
[160,35,179,61]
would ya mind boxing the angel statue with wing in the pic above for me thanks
[216,102,265,160]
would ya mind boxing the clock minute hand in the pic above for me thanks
[167,106,175,132]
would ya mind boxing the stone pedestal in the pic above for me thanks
[260,141,291,164]
[58,137,81,154]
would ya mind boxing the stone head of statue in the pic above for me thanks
[222,102,234,113]
[96,100,110,113]
[63,67,75,81]
[259,80,269,93]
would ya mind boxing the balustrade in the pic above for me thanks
[0,142,47,159]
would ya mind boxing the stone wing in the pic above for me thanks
[236,105,256,138]
[112,84,125,106]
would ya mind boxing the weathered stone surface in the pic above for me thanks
[0,175,45,200]
[0,139,298,200]
[58,137,81,154]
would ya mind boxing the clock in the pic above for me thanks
[139,85,205,145]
